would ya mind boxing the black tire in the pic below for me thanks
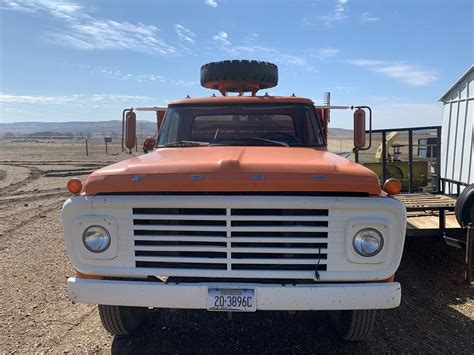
[330,309,377,341]
[455,183,474,226]
[98,305,148,336]
[200,60,278,92]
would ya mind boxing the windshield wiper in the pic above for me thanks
[250,137,290,147]
[161,140,211,147]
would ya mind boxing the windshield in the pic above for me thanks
[158,104,325,147]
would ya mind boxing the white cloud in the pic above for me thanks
[310,47,340,59]
[347,59,438,86]
[316,0,349,27]
[360,12,380,23]
[213,31,230,45]
[174,24,196,44]
[2,0,178,55]
[221,45,317,72]
[0,93,156,104]
[88,66,198,87]
[242,33,259,44]
[205,0,217,7]
[370,103,442,129]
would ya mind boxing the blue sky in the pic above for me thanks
[0,0,472,128]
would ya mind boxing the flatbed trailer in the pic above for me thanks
[353,124,472,284]
[395,192,472,285]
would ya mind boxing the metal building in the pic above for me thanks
[439,65,474,193]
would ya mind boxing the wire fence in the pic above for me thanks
[0,136,149,160]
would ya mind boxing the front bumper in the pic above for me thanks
[68,277,401,310]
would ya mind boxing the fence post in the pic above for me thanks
[408,130,414,193]
[105,140,108,155]
[382,131,387,184]
[436,126,442,192]
[466,224,473,285]
[85,138,89,156]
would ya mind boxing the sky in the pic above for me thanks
[0,0,472,129]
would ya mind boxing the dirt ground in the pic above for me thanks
[0,140,472,353]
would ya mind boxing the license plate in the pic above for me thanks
[207,288,256,312]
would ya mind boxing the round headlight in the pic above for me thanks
[82,225,111,253]
[353,228,384,257]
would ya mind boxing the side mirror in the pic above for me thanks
[353,108,366,149]
[125,111,136,151]
[157,109,166,132]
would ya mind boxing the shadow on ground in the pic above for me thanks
[111,237,473,354]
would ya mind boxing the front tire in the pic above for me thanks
[98,305,148,336]
[330,309,377,341]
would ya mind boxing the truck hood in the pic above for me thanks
[83,147,381,195]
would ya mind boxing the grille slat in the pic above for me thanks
[135,256,228,263]
[133,207,329,274]
[134,236,329,243]
[135,245,227,252]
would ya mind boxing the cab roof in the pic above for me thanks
[169,95,314,106]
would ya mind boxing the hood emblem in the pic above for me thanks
[251,173,266,181]
[313,175,328,182]
[190,174,204,181]
[131,175,144,182]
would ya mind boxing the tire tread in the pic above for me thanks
[200,60,278,91]
[331,309,377,341]
[98,305,147,336]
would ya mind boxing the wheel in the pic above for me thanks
[455,183,474,226]
[330,309,377,341]
[98,305,148,335]
[200,60,278,94]
[387,165,404,180]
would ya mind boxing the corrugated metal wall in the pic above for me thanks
[440,68,474,193]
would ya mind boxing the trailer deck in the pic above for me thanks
[395,193,459,237]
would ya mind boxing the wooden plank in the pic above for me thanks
[395,193,457,211]
[407,214,460,230]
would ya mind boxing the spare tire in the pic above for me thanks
[200,60,278,94]
[455,183,474,226]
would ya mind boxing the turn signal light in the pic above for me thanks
[67,178,83,194]
[383,178,402,195]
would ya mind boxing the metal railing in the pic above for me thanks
[355,125,442,193]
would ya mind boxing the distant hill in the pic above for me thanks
[328,128,353,136]
[0,120,353,138]
[0,120,158,138]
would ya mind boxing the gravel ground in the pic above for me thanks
[0,147,472,353]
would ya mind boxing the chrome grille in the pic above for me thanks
[132,207,329,273]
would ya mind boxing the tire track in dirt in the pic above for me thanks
[2,160,113,167]
[0,162,102,196]
[0,189,67,203]
[0,199,64,250]
[0,166,43,195]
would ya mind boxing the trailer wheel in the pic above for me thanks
[98,305,148,336]
[330,309,377,341]
[200,60,278,94]
[455,184,474,226]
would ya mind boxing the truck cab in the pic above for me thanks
[62,60,406,341]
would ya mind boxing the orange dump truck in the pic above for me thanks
[62,60,406,341]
